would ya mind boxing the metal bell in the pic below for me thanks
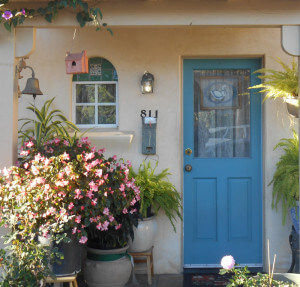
[21,77,43,97]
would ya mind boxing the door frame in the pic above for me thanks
[181,56,264,269]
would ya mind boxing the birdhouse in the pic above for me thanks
[65,50,89,74]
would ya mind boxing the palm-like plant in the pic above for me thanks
[249,58,298,106]
[19,97,80,148]
[270,131,299,224]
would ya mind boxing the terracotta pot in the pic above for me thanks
[128,215,158,252]
[84,245,132,287]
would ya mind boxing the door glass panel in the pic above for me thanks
[194,69,251,158]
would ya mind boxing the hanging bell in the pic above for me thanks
[21,77,43,98]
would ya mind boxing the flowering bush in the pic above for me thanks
[1,137,140,247]
[220,255,297,287]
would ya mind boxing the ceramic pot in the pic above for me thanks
[290,201,299,234]
[84,245,132,287]
[286,101,298,118]
[128,215,158,252]
[39,231,82,276]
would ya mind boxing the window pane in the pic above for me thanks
[194,69,251,158]
[98,106,116,124]
[76,106,95,124]
[76,85,95,103]
[98,84,116,103]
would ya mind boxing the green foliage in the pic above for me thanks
[130,160,182,232]
[19,97,80,149]
[220,267,297,287]
[249,58,298,106]
[270,131,299,224]
[0,0,112,33]
[0,234,63,287]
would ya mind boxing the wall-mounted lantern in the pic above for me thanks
[141,71,154,94]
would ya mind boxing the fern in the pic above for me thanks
[249,58,298,106]
[270,131,299,224]
[130,161,182,232]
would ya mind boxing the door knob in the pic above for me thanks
[185,164,192,172]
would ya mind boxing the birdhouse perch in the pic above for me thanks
[65,50,89,74]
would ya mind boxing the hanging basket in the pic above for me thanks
[65,50,89,74]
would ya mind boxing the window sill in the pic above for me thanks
[79,130,135,147]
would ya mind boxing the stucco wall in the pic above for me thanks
[17,26,298,273]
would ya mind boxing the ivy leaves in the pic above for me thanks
[0,0,112,34]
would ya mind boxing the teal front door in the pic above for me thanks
[183,58,262,267]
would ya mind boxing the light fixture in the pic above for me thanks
[141,71,154,94]
[17,58,43,99]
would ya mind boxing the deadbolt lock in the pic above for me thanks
[185,148,192,155]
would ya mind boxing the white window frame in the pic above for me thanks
[72,81,119,128]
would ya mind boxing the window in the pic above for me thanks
[72,57,118,128]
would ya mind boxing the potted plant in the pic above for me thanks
[10,98,140,285]
[128,160,182,252]
[249,58,298,118]
[270,130,299,226]
[83,155,140,287]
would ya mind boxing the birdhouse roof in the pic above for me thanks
[65,51,85,61]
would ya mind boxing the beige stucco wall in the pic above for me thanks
[17,26,298,273]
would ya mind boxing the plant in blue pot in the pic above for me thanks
[270,131,299,228]
[270,130,299,272]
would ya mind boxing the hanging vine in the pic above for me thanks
[0,0,112,33]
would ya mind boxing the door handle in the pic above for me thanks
[185,164,192,172]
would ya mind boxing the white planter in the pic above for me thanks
[84,245,132,287]
[128,216,158,253]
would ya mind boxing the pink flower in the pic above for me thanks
[84,152,95,161]
[23,162,29,169]
[36,177,46,184]
[95,169,103,177]
[61,152,70,161]
[2,167,11,177]
[20,150,30,156]
[115,224,122,230]
[112,155,117,161]
[74,189,82,199]
[221,255,235,270]
[103,207,109,215]
[21,8,25,16]
[79,236,88,244]
[25,141,34,148]
[119,184,125,192]
[98,148,105,154]
[63,140,69,146]
[72,227,77,234]
[122,208,128,214]
[54,138,60,144]
[68,202,74,210]
[31,166,39,175]
[101,220,109,231]
[91,198,97,206]
[75,215,81,224]
[86,190,94,199]
[89,181,99,192]
[130,198,137,206]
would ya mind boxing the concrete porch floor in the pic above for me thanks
[125,274,183,287]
